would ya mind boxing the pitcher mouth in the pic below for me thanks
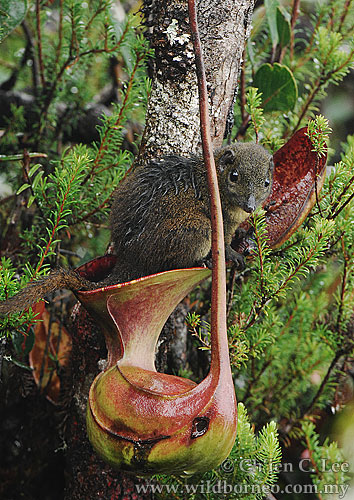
[77,265,211,295]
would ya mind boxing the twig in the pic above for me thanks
[33,164,81,279]
[54,0,64,70]
[290,47,354,137]
[39,20,131,136]
[74,193,112,225]
[336,243,348,330]
[243,358,272,402]
[326,172,354,219]
[82,49,144,185]
[0,336,7,383]
[330,190,354,220]
[244,229,327,331]
[0,37,31,91]
[0,193,16,206]
[226,266,237,317]
[293,13,324,72]
[35,0,46,87]
[236,50,251,140]
[303,351,343,417]
[252,213,266,299]
[38,310,54,393]
[338,0,352,32]
[314,157,324,218]
[305,434,325,500]
[84,4,108,33]
[239,49,247,124]
[290,0,301,60]
[0,153,47,161]
[267,493,278,500]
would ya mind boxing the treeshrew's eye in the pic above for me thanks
[264,178,270,188]
[229,170,239,182]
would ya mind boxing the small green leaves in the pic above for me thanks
[306,115,332,156]
[186,312,211,350]
[301,422,350,495]
[254,63,298,112]
[314,27,353,82]
[256,421,282,485]
[0,0,27,43]
[245,87,265,142]
[16,163,44,207]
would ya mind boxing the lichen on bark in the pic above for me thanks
[139,0,255,162]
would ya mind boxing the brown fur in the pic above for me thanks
[109,143,273,279]
[0,143,273,314]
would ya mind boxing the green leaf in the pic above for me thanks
[11,328,35,357]
[29,163,42,177]
[276,7,291,48]
[7,356,33,371]
[32,170,44,189]
[27,194,35,207]
[0,0,27,44]
[264,0,279,48]
[247,38,255,66]
[253,63,298,112]
[16,183,30,195]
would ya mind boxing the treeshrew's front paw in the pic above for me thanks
[225,246,245,270]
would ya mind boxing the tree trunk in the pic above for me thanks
[64,1,255,498]
[139,0,254,161]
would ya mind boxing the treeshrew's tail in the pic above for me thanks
[0,268,94,315]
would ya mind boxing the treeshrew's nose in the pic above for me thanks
[244,194,256,213]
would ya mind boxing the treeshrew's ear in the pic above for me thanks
[218,149,236,172]
[269,157,275,173]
